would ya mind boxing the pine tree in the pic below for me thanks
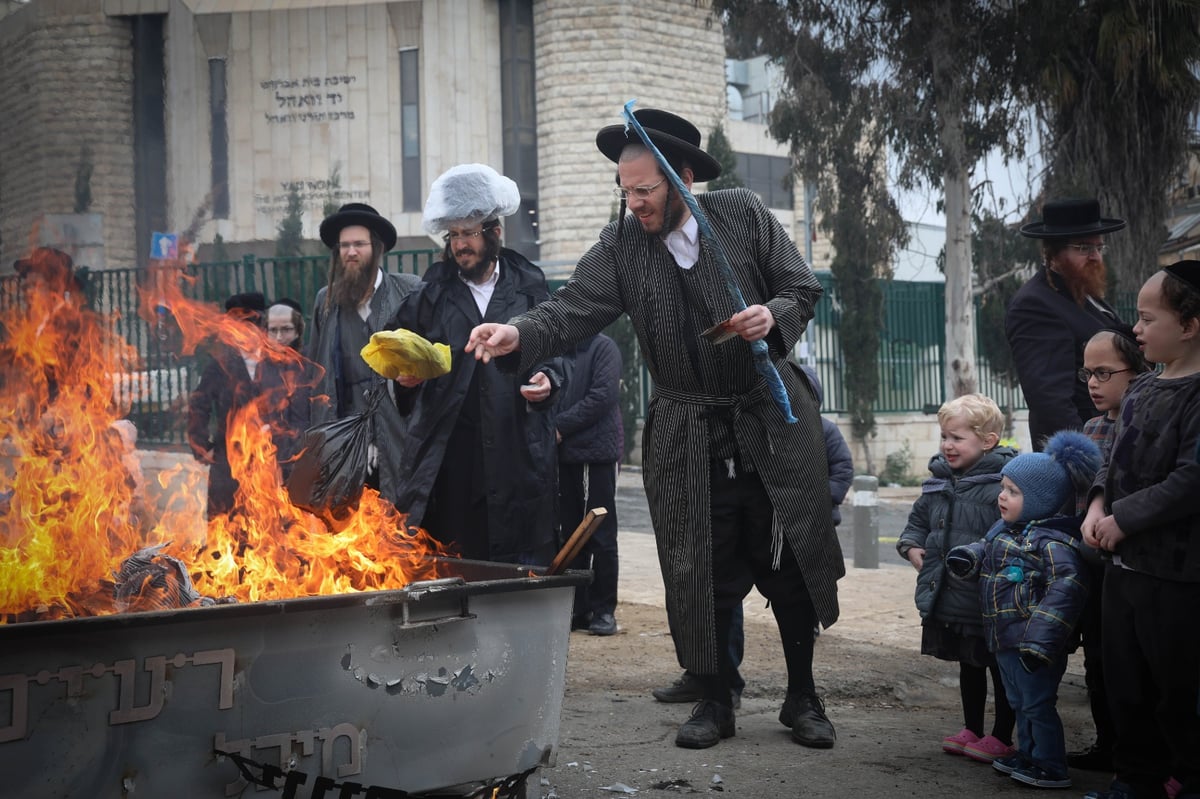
[706,123,743,190]
[276,187,304,258]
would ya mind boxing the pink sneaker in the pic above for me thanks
[962,735,1016,763]
[1165,777,1183,799]
[942,728,981,755]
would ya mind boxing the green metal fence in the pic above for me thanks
[2,250,439,447]
[805,271,1136,416]
[4,255,1137,446]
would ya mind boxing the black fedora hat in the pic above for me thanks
[319,203,397,252]
[225,291,266,315]
[596,109,722,183]
[1019,198,1126,239]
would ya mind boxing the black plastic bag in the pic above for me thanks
[286,388,380,528]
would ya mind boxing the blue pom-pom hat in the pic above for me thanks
[1001,430,1102,522]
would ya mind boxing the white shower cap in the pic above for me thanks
[422,164,521,235]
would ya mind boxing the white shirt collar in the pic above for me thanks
[357,268,384,321]
[665,214,700,269]
[461,259,501,316]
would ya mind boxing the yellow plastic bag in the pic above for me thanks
[360,328,452,380]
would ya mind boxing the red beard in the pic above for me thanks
[1053,259,1107,304]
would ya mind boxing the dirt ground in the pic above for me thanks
[536,599,1112,798]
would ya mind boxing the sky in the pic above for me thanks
[891,140,1044,281]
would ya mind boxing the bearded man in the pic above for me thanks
[1006,198,1132,452]
[466,110,844,752]
[384,164,563,566]
[307,203,420,506]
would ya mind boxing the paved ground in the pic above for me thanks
[532,467,1111,798]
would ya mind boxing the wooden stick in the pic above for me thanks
[546,508,607,575]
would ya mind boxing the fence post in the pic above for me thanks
[852,475,879,569]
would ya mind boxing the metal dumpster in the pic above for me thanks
[0,558,588,798]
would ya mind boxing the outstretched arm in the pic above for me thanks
[466,323,521,363]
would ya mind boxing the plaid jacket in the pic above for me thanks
[949,516,1090,665]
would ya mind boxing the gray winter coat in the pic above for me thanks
[896,447,1016,632]
[305,270,421,508]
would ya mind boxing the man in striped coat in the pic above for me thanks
[467,109,845,750]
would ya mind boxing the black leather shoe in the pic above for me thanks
[780,693,836,748]
[588,613,618,636]
[674,700,735,749]
[1067,743,1113,772]
[652,672,704,703]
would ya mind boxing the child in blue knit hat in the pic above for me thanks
[947,429,1102,790]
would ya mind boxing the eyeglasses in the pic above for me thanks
[1077,367,1131,383]
[1066,243,1108,257]
[268,325,296,336]
[612,178,666,201]
[443,230,484,244]
[338,240,371,251]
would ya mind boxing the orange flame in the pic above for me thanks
[1,251,449,623]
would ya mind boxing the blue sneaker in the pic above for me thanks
[993,754,1027,775]
[1011,763,1071,789]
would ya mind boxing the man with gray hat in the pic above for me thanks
[466,109,844,751]
[307,202,421,507]
[384,164,563,566]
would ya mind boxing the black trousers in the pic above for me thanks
[1102,565,1200,793]
[703,459,817,706]
[1075,559,1114,751]
[559,461,619,618]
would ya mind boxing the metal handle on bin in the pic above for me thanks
[396,576,475,629]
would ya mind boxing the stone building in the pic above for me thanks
[1,0,825,275]
[0,0,826,276]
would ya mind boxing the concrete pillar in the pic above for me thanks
[852,475,879,569]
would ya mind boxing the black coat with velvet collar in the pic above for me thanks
[1005,268,1127,451]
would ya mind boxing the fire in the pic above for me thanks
[1,251,449,623]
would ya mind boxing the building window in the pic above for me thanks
[498,0,539,260]
[735,152,794,210]
[400,48,420,213]
[209,58,229,219]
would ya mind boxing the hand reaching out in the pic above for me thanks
[466,323,520,363]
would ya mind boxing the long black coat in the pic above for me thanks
[1005,269,1127,451]
[306,271,421,506]
[386,250,564,563]
[187,344,258,518]
[506,188,844,673]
